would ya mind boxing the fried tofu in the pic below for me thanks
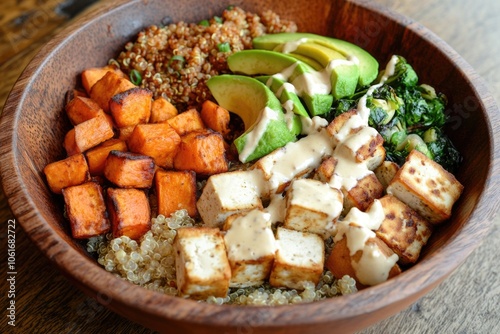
[341,172,384,213]
[128,123,181,168]
[269,227,324,290]
[375,195,433,264]
[340,126,385,170]
[103,150,155,188]
[62,181,110,239]
[312,156,337,183]
[197,169,265,227]
[374,161,400,191]
[283,178,343,238]
[223,209,276,288]
[174,227,231,299]
[155,169,197,218]
[387,149,463,224]
[43,153,90,194]
[106,187,151,240]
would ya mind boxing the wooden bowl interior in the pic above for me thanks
[1,0,497,332]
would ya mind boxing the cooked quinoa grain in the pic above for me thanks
[112,6,297,110]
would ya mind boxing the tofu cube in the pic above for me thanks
[106,188,151,240]
[312,156,337,183]
[43,153,90,194]
[62,181,110,239]
[269,227,324,290]
[340,126,385,169]
[375,195,433,264]
[103,150,155,189]
[155,169,197,218]
[197,170,265,227]
[387,149,463,224]
[174,227,231,299]
[283,178,343,238]
[342,172,384,214]
[374,161,400,191]
[223,209,276,288]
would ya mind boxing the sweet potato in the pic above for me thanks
[128,123,181,168]
[173,129,228,175]
[117,125,136,141]
[90,71,136,112]
[62,181,110,239]
[81,65,128,95]
[106,187,151,240]
[110,87,153,127]
[167,108,205,136]
[65,96,102,125]
[103,150,155,188]
[43,153,90,194]
[200,100,230,137]
[63,110,115,156]
[85,139,128,176]
[155,169,197,218]
[150,97,178,123]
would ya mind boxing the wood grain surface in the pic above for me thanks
[0,0,499,333]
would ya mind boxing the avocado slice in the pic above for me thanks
[253,32,379,87]
[256,75,309,118]
[206,75,297,163]
[227,50,333,116]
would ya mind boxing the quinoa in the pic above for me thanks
[89,210,358,305]
[111,6,297,111]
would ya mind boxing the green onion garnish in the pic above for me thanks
[217,42,231,53]
[199,19,209,27]
[130,69,142,86]
[169,55,186,67]
[214,16,223,24]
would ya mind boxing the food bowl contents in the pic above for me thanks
[42,6,464,305]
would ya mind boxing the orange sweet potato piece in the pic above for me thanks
[155,169,197,218]
[150,97,178,123]
[64,110,115,156]
[43,153,90,194]
[200,100,230,137]
[106,188,151,240]
[85,139,128,176]
[128,123,181,168]
[65,96,102,125]
[110,87,153,127]
[117,125,136,141]
[62,181,110,239]
[103,150,155,188]
[167,108,205,136]
[81,65,128,95]
[173,129,228,175]
[90,71,136,112]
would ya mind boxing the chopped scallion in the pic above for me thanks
[129,69,142,86]
[168,55,186,67]
[217,42,231,53]
[214,16,223,24]
[199,19,209,27]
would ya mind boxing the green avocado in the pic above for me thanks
[253,32,379,87]
[206,75,297,163]
[227,50,333,116]
[256,75,309,118]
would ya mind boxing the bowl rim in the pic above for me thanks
[1,0,499,330]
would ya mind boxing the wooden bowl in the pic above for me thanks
[1,0,499,333]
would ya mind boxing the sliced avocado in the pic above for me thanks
[273,44,324,70]
[206,75,297,163]
[253,32,379,87]
[301,93,334,117]
[256,75,309,118]
[227,50,333,116]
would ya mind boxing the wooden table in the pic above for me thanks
[1,0,499,333]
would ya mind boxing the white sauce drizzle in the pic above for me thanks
[239,107,279,162]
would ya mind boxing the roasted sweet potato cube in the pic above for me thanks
[103,150,155,188]
[90,71,136,112]
[150,97,178,123]
[81,65,128,95]
[155,169,197,218]
[110,87,152,127]
[128,123,181,168]
[174,129,228,175]
[43,153,90,194]
[62,181,110,239]
[65,96,102,125]
[117,125,135,141]
[200,100,230,137]
[64,111,115,156]
[167,108,205,136]
[106,188,151,240]
[85,139,128,176]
